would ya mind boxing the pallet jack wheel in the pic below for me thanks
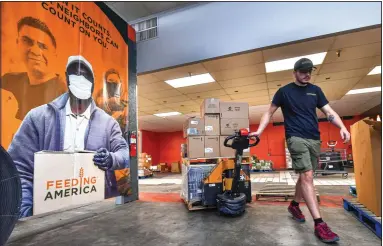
[217,192,247,217]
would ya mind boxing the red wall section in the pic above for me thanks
[158,131,185,167]
[140,116,361,170]
[141,130,160,165]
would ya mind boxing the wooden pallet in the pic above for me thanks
[343,198,382,239]
[255,183,320,203]
[181,197,216,211]
[138,174,153,179]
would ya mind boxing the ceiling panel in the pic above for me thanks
[262,37,334,62]
[138,82,174,94]
[314,68,371,83]
[210,63,265,81]
[218,75,267,88]
[152,64,208,81]
[318,77,362,101]
[202,51,264,72]
[186,89,228,99]
[137,74,160,85]
[138,96,158,107]
[229,89,269,100]
[319,56,381,74]
[324,43,381,64]
[224,83,268,95]
[151,95,192,104]
[176,82,222,94]
[352,74,382,89]
[331,27,382,50]
[140,89,183,99]
[164,100,199,108]
[267,79,292,89]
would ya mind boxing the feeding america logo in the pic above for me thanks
[44,167,98,200]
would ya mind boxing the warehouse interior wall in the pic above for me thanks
[141,117,361,169]
[133,2,381,73]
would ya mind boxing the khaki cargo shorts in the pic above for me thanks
[287,136,321,173]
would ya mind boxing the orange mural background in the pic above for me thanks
[1,1,131,196]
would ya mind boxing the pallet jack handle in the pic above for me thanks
[223,129,260,148]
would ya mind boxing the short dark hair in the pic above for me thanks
[17,16,57,48]
[105,69,120,81]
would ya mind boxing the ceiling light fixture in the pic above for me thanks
[265,52,327,73]
[368,66,381,75]
[154,112,182,117]
[346,87,381,95]
[165,73,215,88]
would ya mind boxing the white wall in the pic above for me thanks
[134,2,381,73]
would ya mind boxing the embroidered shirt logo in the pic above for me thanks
[307,93,316,96]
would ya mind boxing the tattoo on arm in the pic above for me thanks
[328,114,335,122]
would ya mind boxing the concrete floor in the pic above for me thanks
[7,200,381,246]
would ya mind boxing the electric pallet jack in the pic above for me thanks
[201,129,260,216]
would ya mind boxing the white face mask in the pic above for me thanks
[68,75,92,100]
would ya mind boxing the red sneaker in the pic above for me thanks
[288,204,305,222]
[315,222,340,243]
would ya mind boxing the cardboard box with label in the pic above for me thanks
[33,151,105,216]
[220,118,250,136]
[351,119,382,216]
[201,98,220,115]
[187,136,205,158]
[204,114,220,136]
[204,136,220,158]
[183,118,205,138]
[220,102,249,119]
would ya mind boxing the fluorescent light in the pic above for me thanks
[368,66,381,75]
[165,73,215,88]
[346,87,381,95]
[265,52,327,73]
[154,112,181,117]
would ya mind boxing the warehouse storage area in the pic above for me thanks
[2,2,382,246]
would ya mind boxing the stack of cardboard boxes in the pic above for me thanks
[138,153,152,169]
[138,152,153,177]
[183,98,250,159]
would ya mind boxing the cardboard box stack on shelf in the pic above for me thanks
[183,98,250,159]
[138,153,153,177]
[351,118,382,216]
[138,153,152,169]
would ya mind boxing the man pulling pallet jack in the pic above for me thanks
[249,58,351,243]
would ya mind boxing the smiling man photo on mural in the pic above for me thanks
[8,55,130,218]
[0,16,67,120]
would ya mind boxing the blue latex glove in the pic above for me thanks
[93,148,113,170]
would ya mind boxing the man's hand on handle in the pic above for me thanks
[340,127,351,144]
[249,130,261,140]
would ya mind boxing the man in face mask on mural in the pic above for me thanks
[96,69,127,115]
[8,55,130,218]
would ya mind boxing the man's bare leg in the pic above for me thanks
[299,170,321,219]
[294,177,303,203]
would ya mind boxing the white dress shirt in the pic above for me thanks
[63,99,91,152]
